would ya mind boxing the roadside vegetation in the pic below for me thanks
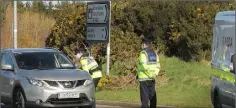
[0,1,235,107]
[1,3,55,48]
[97,55,225,107]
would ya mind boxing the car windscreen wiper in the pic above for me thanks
[37,68,54,70]
[57,67,76,69]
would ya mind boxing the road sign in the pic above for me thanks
[87,4,108,24]
[86,1,110,43]
[86,1,111,76]
[86,27,108,40]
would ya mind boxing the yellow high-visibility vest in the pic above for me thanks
[80,56,102,78]
[137,48,160,81]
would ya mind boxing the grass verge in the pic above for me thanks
[96,55,226,107]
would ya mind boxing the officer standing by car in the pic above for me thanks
[137,39,161,108]
[74,47,102,88]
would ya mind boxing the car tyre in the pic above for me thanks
[12,88,26,108]
[214,93,222,108]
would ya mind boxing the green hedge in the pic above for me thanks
[45,1,234,76]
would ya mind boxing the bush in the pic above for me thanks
[0,1,8,27]
[45,1,234,77]
[45,4,87,60]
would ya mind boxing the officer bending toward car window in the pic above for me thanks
[74,47,102,89]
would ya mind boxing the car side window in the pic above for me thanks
[55,53,74,68]
[1,53,14,67]
[56,54,67,64]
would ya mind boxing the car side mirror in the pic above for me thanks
[1,64,14,71]
[230,54,236,74]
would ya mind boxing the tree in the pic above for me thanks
[45,4,87,60]
[32,1,46,13]
[0,0,8,27]
[0,0,9,50]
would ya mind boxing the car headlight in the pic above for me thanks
[84,79,93,86]
[26,78,43,87]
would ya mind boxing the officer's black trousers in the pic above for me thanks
[93,77,101,88]
[140,80,157,108]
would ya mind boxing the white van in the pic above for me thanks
[211,11,235,108]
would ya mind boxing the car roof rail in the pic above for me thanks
[43,47,60,51]
[1,48,8,50]
[0,48,9,52]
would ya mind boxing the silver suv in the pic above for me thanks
[0,48,95,108]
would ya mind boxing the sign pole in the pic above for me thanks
[106,42,110,75]
[106,1,111,76]
[89,43,92,57]
[13,1,17,49]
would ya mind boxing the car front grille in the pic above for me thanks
[76,80,86,87]
[44,80,59,87]
[46,97,88,104]
[44,80,86,88]
[58,81,77,88]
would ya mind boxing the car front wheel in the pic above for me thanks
[12,88,26,108]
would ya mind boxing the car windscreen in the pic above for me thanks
[14,52,75,70]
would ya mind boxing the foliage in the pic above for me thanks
[1,4,55,48]
[96,75,110,91]
[115,1,234,62]
[44,1,234,77]
[96,55,222,107]
[45,4,87,60]
[0,0,8,27]
[1,1,234,91]
[17,1,56,18]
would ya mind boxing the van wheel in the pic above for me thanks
[12,88,26,108]
[214,93,222,108]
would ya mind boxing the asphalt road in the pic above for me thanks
[1,104,128,108]
[1,102,174,108]
[96,104,129,108]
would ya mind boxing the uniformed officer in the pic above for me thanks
[221,43,233,72]
[137,40,161,108]
[75,47,102,88]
